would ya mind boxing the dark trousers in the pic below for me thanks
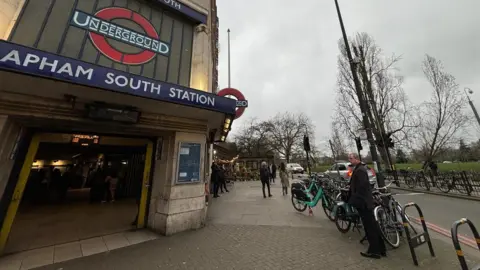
[220,180,228,192]
[213,181,220,197]
[261,180,271,197]
[270,173,276,183]
[282,186,288,195]
[358,208,386,254]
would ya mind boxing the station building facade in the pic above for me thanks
[0,0,233,256]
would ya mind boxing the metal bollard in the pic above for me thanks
[451,218,480,270]
[401,202,435,266]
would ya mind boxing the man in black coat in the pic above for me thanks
[270,163,277,184]
[260,161,272,198]
[348,153,386,259]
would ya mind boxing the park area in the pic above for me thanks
[313,162,480,173]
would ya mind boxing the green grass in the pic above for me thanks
[312,162,480,172]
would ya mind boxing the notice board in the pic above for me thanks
[176,142,202,183]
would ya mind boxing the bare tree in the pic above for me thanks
[330,123,349,160]
[263,112,314,163]
[333,32,419,164]
[234,118,272,156]
[416,54,468,162]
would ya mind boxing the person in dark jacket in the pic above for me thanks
[270,163,277,184]
[260,161,272,198]
[218,164,229,193]
[211,161,220,198]
[348,153,386,259]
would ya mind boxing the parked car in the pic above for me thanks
[324,161,377,187]
[287,163,304,174]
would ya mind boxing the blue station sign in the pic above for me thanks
[155,0,207,24]
[0,41,236,114]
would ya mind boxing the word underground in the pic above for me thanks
[0,50,215,107]
[71,10,170,56]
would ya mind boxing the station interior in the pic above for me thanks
[5,134,146,254]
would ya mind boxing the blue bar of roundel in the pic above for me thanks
[0,40,236,115]
[153,0,207,24]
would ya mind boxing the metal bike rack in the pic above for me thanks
[451,218,480,270]
[401,202,435,266]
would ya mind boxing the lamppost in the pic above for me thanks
[333,0,385,187]
[464,87,480,127]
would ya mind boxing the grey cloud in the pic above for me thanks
[216,0,480,144]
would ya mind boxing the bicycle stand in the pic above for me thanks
[451,218,480,270]
[401,202,435,266]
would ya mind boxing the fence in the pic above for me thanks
[384,170,480,198]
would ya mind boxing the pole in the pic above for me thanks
[227,28,231,88]
[465,88,480,127]
[354,46,398,182]
[334,0,385,187]
[305,150,311,176]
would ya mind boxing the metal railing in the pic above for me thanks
[384,170,480,198]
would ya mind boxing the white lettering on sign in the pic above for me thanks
[71,11,170,55]
[0,50,94,80]
[162,0,182,10]
[105,73,161,94]
[169,88,215,106]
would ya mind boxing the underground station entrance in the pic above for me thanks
[3,133,151,254]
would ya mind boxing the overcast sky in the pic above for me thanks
[216,0,480,151]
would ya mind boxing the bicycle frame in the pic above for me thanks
[295,179,326,208]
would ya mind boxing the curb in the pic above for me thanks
[409,216,478,249]
[391,186,480,202]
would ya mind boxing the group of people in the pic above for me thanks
[259,161,290,198]
[210,161,230,198]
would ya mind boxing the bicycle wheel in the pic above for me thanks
[322,195,335,221]
[404,176,416,189]
[335,206,351,233]
[291,194,307,212]
[374,206,400,248]
[435,175,451,193]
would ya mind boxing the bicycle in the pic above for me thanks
[373,182,418,248]
[404,170,429,190]
[291,176,336,221]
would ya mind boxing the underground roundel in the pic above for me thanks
[217,88,248,119]
[71,7,170,65]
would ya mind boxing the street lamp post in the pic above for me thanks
[464,87,480,127]
[333,0,385,187]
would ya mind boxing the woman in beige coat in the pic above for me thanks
[279,162,290,195]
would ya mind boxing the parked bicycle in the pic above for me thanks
[290,175,336,221]
[373,182,418,248]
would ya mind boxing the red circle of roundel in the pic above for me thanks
[89,7,159,65]
[217,88,247,119]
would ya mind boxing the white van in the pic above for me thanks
[286,163,304,174]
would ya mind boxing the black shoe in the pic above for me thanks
[268,194,273,197]
[226,190,229,193]
[381,252,387,257]
[360,252,381,259]
[263,195,267,198]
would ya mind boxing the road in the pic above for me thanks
[392,188,480,245]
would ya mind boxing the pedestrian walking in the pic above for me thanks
[279,162,289,195]
[347,153,386,259]
[260,161,272,198]
[270,163,277,184]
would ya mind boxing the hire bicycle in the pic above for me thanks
[290,175,336,221]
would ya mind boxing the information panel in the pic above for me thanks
[176,142,201,183]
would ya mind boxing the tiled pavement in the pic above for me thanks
[8,181,480,269]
